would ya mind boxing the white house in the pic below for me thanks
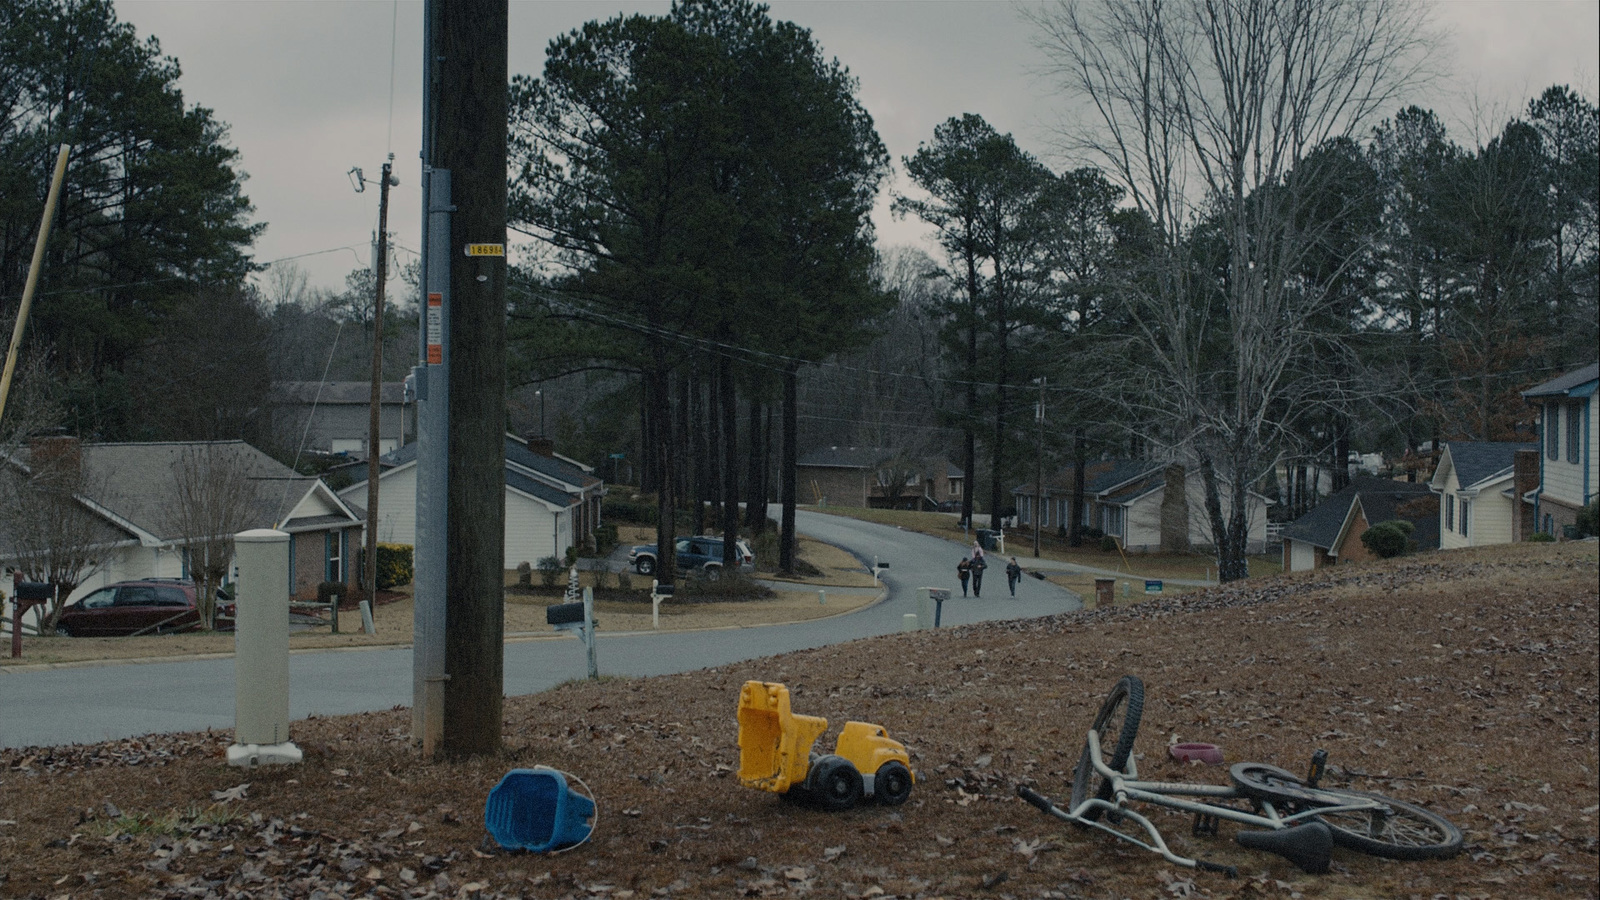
[1522,363,1598,538]
[1429,441,1536,549]
[1013,460,1271,553]
[340,436,601,569]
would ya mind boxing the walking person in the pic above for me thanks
[1006,557,1022,597]
[956,556,971,598]
[969,547,987,598]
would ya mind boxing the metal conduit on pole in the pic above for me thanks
[0,144,71,430]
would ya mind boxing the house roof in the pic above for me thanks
[356,439,584,510]
[9,441,352,546]
[1280,477,1437,551]
[1522,363,1599,400]
[1011,459,1162,499]
[0,466,140,558]
[1438,441,1536,491]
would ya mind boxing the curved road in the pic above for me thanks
[0,511,1078,749]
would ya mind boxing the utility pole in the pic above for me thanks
[1034,377,1044,558]
[426,0,508,758]
[359,155,398,605]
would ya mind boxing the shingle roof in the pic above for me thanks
[1012,459,1161,498]
[1280,477,1436,550]
[505,439,600,490]
[371,438,589,505]
[1444,441,1536,490]
[1521,363,1599,399]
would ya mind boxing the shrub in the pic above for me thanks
[375,543,413,589]
[1360,520,1415,558]
[564,545,579,566]
[536,556,564,587]
[603,497,657,525]
[593,522,619,557]
[1528,530,1557,543]
[516,561,532,587]
[1082,527,1106,541]
[1578,501,1599,538]
[616,571,633,591]
[1098,535,1119,553]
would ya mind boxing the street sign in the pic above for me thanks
[426,293,443,364]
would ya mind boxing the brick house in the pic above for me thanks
[796,447,962,510]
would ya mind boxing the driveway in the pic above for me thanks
[0,510,1079,749]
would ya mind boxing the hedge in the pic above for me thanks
[376,543,414,590]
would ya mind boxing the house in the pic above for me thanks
[1012,460,1271,553]
[1428,441,1536,549]
[1,438,362,604]
[1522,362,1598,538]
[796,447,963,511]
[338,436,604,569]
[1279,477,1439,572]
[270,380,414,455]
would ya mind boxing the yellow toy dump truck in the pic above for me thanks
[736,680,914,810]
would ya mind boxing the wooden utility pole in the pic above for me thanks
[433,0,508,757]
[365,156,395,605]
[1034,377,1044,558]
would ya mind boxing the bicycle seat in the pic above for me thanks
[1235,822,1332,874]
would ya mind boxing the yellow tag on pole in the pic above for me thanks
[463,243,504,257]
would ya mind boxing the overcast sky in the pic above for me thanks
[111,0,1599,296]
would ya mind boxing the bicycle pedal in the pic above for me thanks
[1192,813,1220,836]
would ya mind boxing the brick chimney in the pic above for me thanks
[525,436,554,458]
[1511,448,1539,542]
[29,435,82,480]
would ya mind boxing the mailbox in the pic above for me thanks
[546,602,584,626]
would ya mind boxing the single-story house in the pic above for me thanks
[1429,441,1537,549]
[2,438,362,605]
[1012,460,1271,553]
[796,447,963,510]
[1279,477,1439,572]
[339,436,603,569]
[270,380,414,456]
[1522,362,1598,538]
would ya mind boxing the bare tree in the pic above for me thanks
[1029,0,1435,580]
[163,444,259,629]
[0,438,111,631]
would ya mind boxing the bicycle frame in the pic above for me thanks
[1038,727,1389,873]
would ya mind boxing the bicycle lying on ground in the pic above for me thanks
[1016,675,1462,876]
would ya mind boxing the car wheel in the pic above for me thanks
[54,625,72,637]
[635,557,656,576]
[703,565,721,582]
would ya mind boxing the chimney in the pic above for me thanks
[526,436,555,458]
[1511,448,1539,542]
[29,434,82,480]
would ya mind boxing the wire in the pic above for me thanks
[385,0,399,155]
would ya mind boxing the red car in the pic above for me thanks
[53,579,235,637]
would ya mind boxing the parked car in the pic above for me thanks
[53,579,236,637]
[628,536,754,580]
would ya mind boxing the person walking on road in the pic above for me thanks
[956,556,972,597]
[1006,557,1022,597]
[969,547,987,598]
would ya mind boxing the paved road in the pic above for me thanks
[0,511,1078,750]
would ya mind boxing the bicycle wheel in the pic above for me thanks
[1068,675,1144,822]
[1231,762,1324,806]
[1310,789,1463,860]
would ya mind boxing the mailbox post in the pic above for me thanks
[10,576,54,658]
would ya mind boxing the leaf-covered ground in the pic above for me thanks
[2,542,1595,899]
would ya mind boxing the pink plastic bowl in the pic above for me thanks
[1170,742,1224,765]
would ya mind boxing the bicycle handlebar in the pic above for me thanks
[1016,785,1057,814]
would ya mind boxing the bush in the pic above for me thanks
[1578,501,1599,538]
[564,545,579,566]
[603,497,657,525]
[516,561,532,587]
[1528,530,1557,543]
[616,570,633,591]
[1082,527,1105,541]
[375,543,413,589]
[1098,535,1119,553]
[536,556,564,588]
[593,522,619,557]
[1360,520,1415,558]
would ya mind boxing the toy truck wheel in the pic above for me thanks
[809,756,863,811]
[874,761,913,806]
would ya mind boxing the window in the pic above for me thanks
[1459,499,1470,536]
[1103,505,1125,537]
[1547,403,1560,460]
[1568,402,1582,463]
[325,531,342,582]
[1445,494,1455,531]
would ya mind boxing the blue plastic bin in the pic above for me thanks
[484,767,595,852]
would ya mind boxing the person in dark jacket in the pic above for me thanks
[956,557,971,597]
[969,548,987,597]
[1006,557,1022,597]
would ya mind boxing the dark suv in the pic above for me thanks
[628,536,754,580]
[54,579,235,636]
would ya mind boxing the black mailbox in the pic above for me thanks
[15,582,52,607]
[546,602,584,626]
[652,583,674,597]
